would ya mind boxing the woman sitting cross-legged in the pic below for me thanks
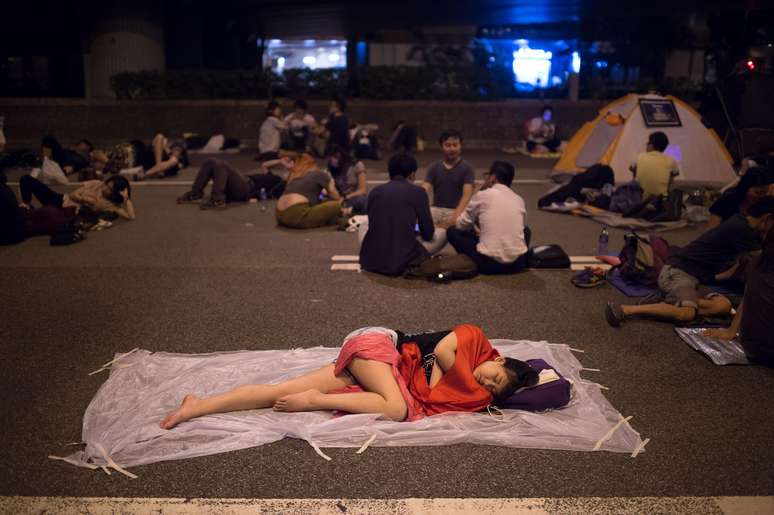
[160,324,538,429]
[275,152,343,229]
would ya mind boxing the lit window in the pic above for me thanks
[512,47,552,88]
[302,56,317,66]
[572,51,581,73]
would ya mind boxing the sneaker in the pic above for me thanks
[177,191,204,204]
[200,198,227,210]
[571,267,607,288]
[605,302,626,327]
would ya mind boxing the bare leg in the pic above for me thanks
[622,302,696,322]
[274,358,408,421]
[160,363,354,429]
[697,295,732,317]
[145,134,179,178]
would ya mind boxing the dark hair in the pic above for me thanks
[266,100,280,116]
[105,175,130,205]
[78,139,94,152]
[438,129,463,145]
[648,131,669,152]
[294,99,308,111]
[388,152,418,178]
[333,97,347,112]
[493,358,540,403]
[760,225,774,272]
[738,166,774,197]
[490,160,515,187]
[747,196,774,218]
[328,145,352,176]
[170,143,189,168]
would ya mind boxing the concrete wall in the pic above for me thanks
[0,98,605,149]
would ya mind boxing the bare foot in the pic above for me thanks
[273,389,322,412]
[160,394,200,429]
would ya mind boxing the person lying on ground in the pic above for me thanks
[275,154,342,229]
[40,135,92,176]
[77,150,109,181]
[19,174,135,221]
[702,224,774,366]
[328,145,368,215]
[526,106,560,153]
[177,158,285,210]
[606,197,774,327]
[159,324,538,429]
[628,131,679,199]
[359,152,447,276]
[421,130,475,228]
[708,166,774,227]
[134,134,188,180]
[283,99,316,152]
[258,100,287,162]
[447,160,531,275]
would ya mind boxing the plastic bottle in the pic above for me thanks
[259,187,267,201]
[597,227,609,256]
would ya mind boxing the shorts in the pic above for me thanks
[657,265,717,309]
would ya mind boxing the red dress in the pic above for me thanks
[333,324,497,420]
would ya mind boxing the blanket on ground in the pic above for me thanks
[53,340,646,476]
[541,202,690,232]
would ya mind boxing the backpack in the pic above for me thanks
[616,232,670,286]
[527,244,571,269]
[405,254,478,282]
[609,181,644,214]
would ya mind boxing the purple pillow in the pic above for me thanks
[497,359,572,412]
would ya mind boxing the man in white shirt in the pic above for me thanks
[446,161,530,274]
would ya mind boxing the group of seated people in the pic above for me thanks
[359,130,530,277]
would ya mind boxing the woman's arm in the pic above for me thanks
[326,178,342,201]
[433,332,458,372]
[145,157,179,177]
[346,169,367,199]
[702,302,742,341]
[109,190,136,220]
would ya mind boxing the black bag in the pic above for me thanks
[49,223,86,246]
[405,254,478,281]
[626,189,684,222]
[527,244,570,269]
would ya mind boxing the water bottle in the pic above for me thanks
[259,187,267,201]
[597,227,609,256]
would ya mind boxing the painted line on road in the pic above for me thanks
[1,495,771,514]
[331,263,361,271]
[331,255,359,261]
[570,263,612,271]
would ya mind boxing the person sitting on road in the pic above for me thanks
[159,324,539,429]
[258,100,287,162]
[319,97,350,157]
[177,158,286,210]
[359,152,447,276]
[526,106,560,153]
[275,153,342,229]
[283,99,316,152]
[702,223,774,366]
[328,146,368,215]
[446,161,531,275]
[134,133,189,180]
[421,130,475,228]
[605,197,774,327]
[708,166,774,227]
[628,131,679,199]
[19,174,136,221]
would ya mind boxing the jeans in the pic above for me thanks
[192,159,251,202]
[19,175,65,207]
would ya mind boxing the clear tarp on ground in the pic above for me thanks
[54,340,646,476]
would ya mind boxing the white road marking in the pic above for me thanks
[570,263,612,271]
[1,496,770,514]
[331,255,360,261]
[331,263,361,271]
[570,256,604,263]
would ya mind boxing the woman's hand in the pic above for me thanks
[701,328,736,341]
[120,188,129,201]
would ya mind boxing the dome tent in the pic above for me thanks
[553,94,735,185]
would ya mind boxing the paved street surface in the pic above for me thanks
[2,150,773,514]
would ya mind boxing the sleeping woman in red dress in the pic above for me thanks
[160,324,538,429]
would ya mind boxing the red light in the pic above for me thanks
[746,59,755,71]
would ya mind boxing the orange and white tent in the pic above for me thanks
[553,94,735,185]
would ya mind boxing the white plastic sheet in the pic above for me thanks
[59,340,645,473]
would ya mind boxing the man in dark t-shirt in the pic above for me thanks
[323,98,350,156]
[606,198,774,327]
[422,130,475,227]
